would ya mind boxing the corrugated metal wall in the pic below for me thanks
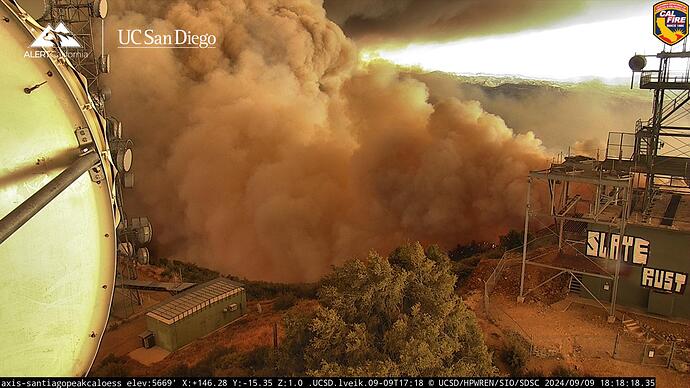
[583,224,690,319]
[147,289,247,351]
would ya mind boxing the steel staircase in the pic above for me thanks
[568,274,583,295]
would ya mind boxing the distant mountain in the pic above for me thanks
[409,70,651,154]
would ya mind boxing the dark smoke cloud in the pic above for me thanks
[324,0,650,46]
[323,0,623,46]
[104,0,560,282]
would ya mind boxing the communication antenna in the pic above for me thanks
[1,0,116,376]
[628,54,647,88]
[621,47,690,206]
[1,0,153,375]
[21,0,110,110]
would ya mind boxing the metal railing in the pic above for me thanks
[640,70,690,87]
[606,132,636,161]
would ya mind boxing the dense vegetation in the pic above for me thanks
[157,257,318,301]
[158,258,220,283]
[499,230,530,252]
[276,242,495,376]
[235,280,318,302]
[90,354,130,377]
[99,235,547,377]
[448,240,494,261]
[502,332,531,375]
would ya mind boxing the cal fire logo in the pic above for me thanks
[587,231,687,294]
[30,22,81,48]
[654,1,689,45]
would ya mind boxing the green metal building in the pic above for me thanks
[582,202,690,319]
[520,161,690,321]
[518,47,690,321]
[145,277,247,352]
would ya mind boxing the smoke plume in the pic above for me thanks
[323,0,605,46]
[411,72,651,154]
[324,0,649,46]
[105,0,552,282]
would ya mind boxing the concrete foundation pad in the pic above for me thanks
[517,296,525,303]
[128,346,170,366]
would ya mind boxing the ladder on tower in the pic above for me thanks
[634,119,653,162]
[633,90,690,160]
[642,189,661,222]
[660,89,690,122]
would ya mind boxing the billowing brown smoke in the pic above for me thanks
[571,139,606,159]
[410,72,651,154]
[105,0,550,282]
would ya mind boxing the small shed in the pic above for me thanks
[145,277,247,351]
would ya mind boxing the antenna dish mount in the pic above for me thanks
[629,55,647,72]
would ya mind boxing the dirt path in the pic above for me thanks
[465,261,689,387]
[95,315,147,365]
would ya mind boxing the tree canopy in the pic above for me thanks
[499,230,527,251]
[278,242,495,376]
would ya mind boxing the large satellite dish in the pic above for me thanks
[16,0,51,20]
[0,0,118,376]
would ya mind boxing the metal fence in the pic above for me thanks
[483,233,558,323]
[482,239,690,374]
[483,249,514,323]
[613,331,690,372]
[483,245,534,352]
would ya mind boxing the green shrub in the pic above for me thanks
[448,241,493,261]
[242,346,272,370]
[89,354,130,377]
[167,361,214,377]
[158,258,219,283]
[237,280,318,301]
[454,263,475,281]
[453,256,482,285]
[274,293,298,310]
[499,230,525,251]
[503,332,530,375]
[213,346,274,376]
[165,346,236,377]
[155,259,319,302]
[550,365,581,377]
[278,242,496,376]
[516,368,543,378]
[215,349,245,370]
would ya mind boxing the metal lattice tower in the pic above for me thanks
[606,49,690,211]
[636,52,690,205]
[31,0,109,109]
[517,46,690,323]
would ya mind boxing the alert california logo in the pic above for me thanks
[654,0,689,45]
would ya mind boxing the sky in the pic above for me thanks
[362,2,678,83]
